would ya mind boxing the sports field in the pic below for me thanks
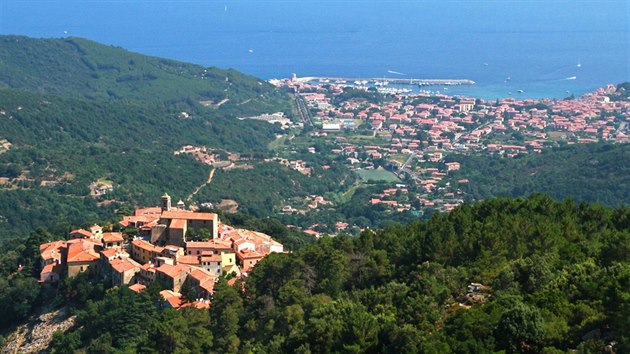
[355,169,401,183]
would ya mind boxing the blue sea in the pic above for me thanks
[1,0,628,100]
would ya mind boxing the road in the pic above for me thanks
[187,168,215,202]
[294,94,313,126]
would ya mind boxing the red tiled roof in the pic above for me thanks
[200,254,222,263]
[237,248,264,260]
[161,210,217,221]
[177,255,200,265]
[160,290,183,309]
[66,240,100,263]
[129,283,146,293]
[186,239,232,249]
[135,207,163,217]
[169,218,187,229]
[110,257,141,273]
[102,232,124,243]
[157,263,190,279]
[70,229,92,238]
[39,241,66,262]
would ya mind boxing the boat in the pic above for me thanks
[577,59,582,68]
[517,89,524,93]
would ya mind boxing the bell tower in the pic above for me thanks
[161,193,172,211]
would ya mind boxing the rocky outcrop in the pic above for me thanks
[1,308,75,354]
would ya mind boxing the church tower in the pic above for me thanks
[161,193,172,211]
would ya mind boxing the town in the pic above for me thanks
[38,193,283,309]
[266,79,630,220]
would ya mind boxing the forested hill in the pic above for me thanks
[0,35,288,112]
[0,35,294,238]
[451,143,630,207]
[25,195,629,353]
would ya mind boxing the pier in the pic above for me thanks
[292,76,475,86]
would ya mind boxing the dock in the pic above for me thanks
[292,76,475,86]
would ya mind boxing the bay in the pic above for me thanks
[1,0,628,99]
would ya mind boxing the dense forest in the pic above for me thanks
[0,35,290,112]
[450,143,630,207]
[3,195,629,353]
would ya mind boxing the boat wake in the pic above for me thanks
[387,70,406,76]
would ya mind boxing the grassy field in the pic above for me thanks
[355,169,401,183]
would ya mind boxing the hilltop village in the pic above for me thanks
[267,80,630,219]
[38,194,283,309]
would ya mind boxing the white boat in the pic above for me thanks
[517,89,524,93]
[577,59,582,68]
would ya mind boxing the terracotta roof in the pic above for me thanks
[129,283,146,293]
[186,239,232,249]
[200,254,222,263]
[169,218,187,229]
[177,255,200,265]
[237,248,264,260]
[161,210,217,221]
[39,241,66,262]
[102,232,124,243]
[160,290,183,309]
[141,263,156,272]
[157,263,190,279]
[135,207,163,217]
[132,239,159,253]
[69,229,92,238]
[66,240,100,263]
[188,267,214,282]
[101,248,125,259]
[199,277,216,293]
[41,262,63,275]
[110,257,141,273]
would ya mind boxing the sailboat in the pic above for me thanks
[577,59,582,68]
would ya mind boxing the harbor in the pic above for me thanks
[291,75,475,87]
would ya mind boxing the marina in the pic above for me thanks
[291,75,476,87]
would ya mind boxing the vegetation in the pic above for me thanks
[451,143,630,207]
[0,35,291,113]
[7,195,621,353]
[0,35,295,238]
[197,161,352,217]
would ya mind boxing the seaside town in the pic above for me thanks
[264,78,630,220]
[38,193,283,309]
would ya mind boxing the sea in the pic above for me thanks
[1,0,628,100]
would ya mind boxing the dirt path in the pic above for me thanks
[187,168,215,202]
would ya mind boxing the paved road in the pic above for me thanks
[295,94,313,126]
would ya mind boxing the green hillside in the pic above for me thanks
[0,35,295,237]
[0,35,289,114]
[451,143,630,207]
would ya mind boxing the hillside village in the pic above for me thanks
[38,193,283,309]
